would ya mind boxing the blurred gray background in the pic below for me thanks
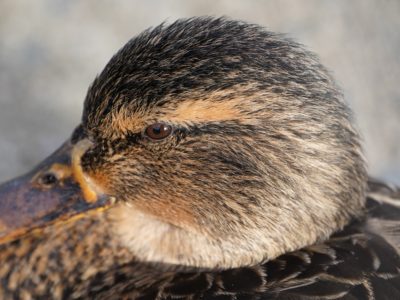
[0,0,399,184]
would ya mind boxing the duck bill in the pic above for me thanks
[0,140,112,244]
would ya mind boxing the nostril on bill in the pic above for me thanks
[39,172,58,186]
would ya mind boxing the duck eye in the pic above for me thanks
[145,123,172,140]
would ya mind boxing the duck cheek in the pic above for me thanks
[83,169,114,198]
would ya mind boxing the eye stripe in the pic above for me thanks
[113,120,253,146]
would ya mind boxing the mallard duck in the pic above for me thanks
[0,17,399,299]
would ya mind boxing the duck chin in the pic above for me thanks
[107,202,338,269]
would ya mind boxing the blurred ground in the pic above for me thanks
[0,0,399,184]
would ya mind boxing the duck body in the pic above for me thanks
[0,17,399,299]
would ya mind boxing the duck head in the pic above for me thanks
[0,18,367,269]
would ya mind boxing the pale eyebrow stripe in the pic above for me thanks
[162,99,244,124]
[108,86,266,135]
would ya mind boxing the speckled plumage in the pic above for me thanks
[0,17,399,299]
